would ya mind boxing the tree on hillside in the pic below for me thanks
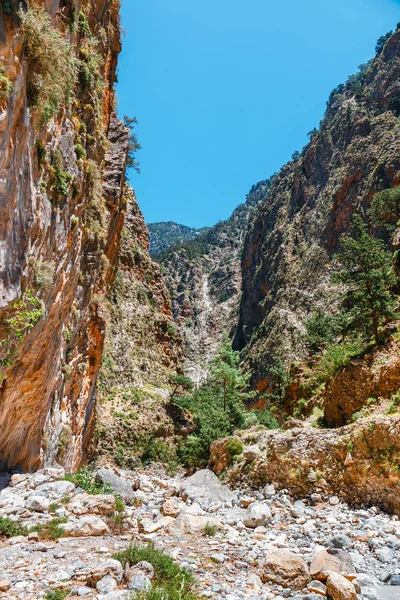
[169,373,194,401]
[209,334,255,414]
[332,214,397,344]
[375,31,392,55]
[368,187,400,228]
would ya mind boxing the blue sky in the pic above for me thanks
[117,0,400,227]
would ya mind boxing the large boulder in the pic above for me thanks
[243,502,272,528]
[259,549,309,590]
[165,513,221,535]
[326,572,358,600]
[67,494,116,516]
[310,548,355,582]
[179,469,235,506]
[25,495,50,513]
[95,469,134,499]
[64,516,109,537]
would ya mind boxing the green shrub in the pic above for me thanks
[113,543,200,600]
[368,187,400,228]
[32,517,67,540]
[19,4,78,124]
[226,438,244,458]
[0,65,12,105]
[316,340,365,382]
[45,590,70,600]
[204,523,217,537]
[254,409,280,429]
[75,143,85,160]
[0,517,26,538]
[50,149,72,200]
[65,466,113,495]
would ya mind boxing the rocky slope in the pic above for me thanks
[148,221,208,257]
[156,179,274,384]
[0,466,399,599]
[234,29,400,387]
[0,1,179,473]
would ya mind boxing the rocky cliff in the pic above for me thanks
[234,29,400,387]
[0,0,171,473]
[156,179,274,384]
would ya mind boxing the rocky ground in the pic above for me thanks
[0,466,399,600]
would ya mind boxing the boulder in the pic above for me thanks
[68,493,116,516]
[35,480,75,498]
[179,469,235,506]
[243,445,261,462]
[161,498,181,517]
[96,576,118,595]
[308,580,327,596]
[88,559,123,584]
[64,515,109,537]
[25,495,50,512]
[259,549,309,590]
[95,469,135,499]
[243,502,272,528]
[128,575,151,593]
[0,489,25,513]
[165,513,221,535]
[310,548,355,582]
[326,572,358,600]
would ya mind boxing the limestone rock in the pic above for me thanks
[179,469,235,506]
[95,470,135,499]
[243,502,272,528]
[326,572,359,600]
[25,495,50,513]
[161,498,181,517]
[310,548,355,582]
[64,516,109,537]
[259,549,309,590]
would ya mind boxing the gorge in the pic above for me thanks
[0,2,399,599]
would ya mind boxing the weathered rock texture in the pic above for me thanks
[234,30,400,387]
[156,180,273,384]
[0,0,128,471]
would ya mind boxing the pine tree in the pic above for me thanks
[169,373,194,401]
[332,214,397,344]
[368,187,400,228]
[209,334,254,415]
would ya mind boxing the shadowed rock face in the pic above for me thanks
[234,31,400,384]
[0,1,128,471]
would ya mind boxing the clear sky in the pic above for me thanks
[117,0,400,228]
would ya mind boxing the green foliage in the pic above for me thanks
[32,517,67,540]
[316,340,365,382]
[0,0,22,15]
[45,590,70,600]
[32,259,55,291]
[332,214,397,344]
[262,356,291,406]
[209,334,255,411]
[0,65,12,105]
[368,187,400,228]
[113,543,200,600]
[65,466,113,495]
[50,149,72,201]
[376,31,392,55]
[304,308,339,352]
[226,438,244,458]
[169,373,194,400]
[0,517,26,538]
[203,523,217,536]
[253,409,279,429]
[74,143,85,160]
[293,397,308,417]
[19,4,78,124]
[124,115,141,175]
[0,289,44,368]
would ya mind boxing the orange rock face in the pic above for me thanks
[0,1,128,471]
